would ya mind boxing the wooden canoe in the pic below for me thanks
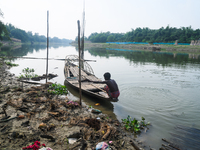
[64,55,118,102]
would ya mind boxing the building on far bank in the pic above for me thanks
[10,38,21,43]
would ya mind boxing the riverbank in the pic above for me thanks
[0,59,148,150]
[0,40,22,51]
[82,43,200,55]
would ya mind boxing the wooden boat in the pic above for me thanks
[64,55,118,102]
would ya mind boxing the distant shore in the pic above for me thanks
[80,42,200,55]
[2,41,200,55]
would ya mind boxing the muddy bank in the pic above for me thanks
[81,43,200,54]
[0,59,149,150]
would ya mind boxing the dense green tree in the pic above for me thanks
[27,31,34,42]
[50,37,60,43]
[0,21,10,40]
[87,32,124,43]
[86,26,200,43]
[107,35,115,42]
[0,9,10,41]
[4,23,72,44]
[39,35,46,42]
[10,28,29,42]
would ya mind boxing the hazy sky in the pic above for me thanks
[0,0,199,40]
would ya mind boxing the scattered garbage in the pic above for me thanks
[68,138,78,144]
[96,142,110,150]
[67,100,79,107]
[96,117,100,120]
[38,123,47,129]
[39,147,53,150]
[92,108,102,114]
[22,141,47,150]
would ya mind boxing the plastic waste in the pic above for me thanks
[96,142,110,150]
[68,138,77,144]
[96,117,100,120]
[39,147,53,150]
[92,109,102,114]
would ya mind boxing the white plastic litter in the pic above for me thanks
[39,147,53,150]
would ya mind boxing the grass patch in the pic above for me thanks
[48,83,68,95]
[18,67,38,79]
[121,116,150,133]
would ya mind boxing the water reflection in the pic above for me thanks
[85,47,200,67]
[0,43,71,58]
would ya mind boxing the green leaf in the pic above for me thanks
[132,118,138,124]
[134,127,140,132]
[135,124,140,128]
[125,125,131,130]
[142,117,145,121]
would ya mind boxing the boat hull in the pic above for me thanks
[64,79,118,102]
[64,55,118,102]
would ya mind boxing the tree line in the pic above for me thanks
[84,26,200,43]
[4,24,72,44]
[0,9,10,43]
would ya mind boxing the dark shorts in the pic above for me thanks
[104,85,120,98]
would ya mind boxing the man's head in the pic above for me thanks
[104,72,111,80]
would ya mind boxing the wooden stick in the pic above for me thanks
[46,10,49,83]
[2,107,7,117]
[77,20,82,106]
[102,125,111,139]
[17,80,42,85]
[0,116,17,123]
[3,56,96,62]
[130,140,140,150]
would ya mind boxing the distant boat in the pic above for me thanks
[64,55,118,102]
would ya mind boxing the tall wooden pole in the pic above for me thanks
[81,2,85,61]
[46,11,49,83]
[77,20,82,106]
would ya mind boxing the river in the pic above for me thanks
[2,44,200,149]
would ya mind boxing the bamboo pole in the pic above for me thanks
[77,20,82,106]
[46,10,49,83]
[1,56,96,62]
[80,3,85,69]
[81,6,85,60]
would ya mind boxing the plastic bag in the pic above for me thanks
[96,142,110,150]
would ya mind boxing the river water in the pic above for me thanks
[2,44,200,149]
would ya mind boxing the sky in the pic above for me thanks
[0,0,200,40]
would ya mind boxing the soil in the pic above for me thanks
[0,58,148,150]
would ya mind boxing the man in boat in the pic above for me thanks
[88,72,120,99]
